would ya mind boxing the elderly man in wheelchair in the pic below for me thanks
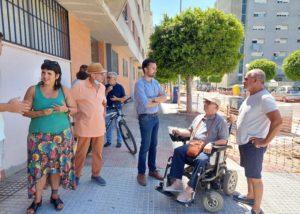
[156,97,238,212]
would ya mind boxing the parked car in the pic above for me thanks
[271,86,300,102]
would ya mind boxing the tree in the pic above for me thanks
[282,50,300,81]
[248,59,277,81]
[209,74,223,89]
[149,8,244,112]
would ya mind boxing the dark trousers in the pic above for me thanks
[137,114,159,174]
[169,144,209,189]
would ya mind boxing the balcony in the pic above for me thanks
[58,0,128,45]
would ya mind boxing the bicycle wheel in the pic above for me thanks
[119,120,137,155]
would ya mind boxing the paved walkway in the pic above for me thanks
[0,102,299,214]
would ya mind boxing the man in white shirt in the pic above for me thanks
[230,69,282,214]
[0,32,30,179]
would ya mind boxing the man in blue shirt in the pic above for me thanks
[104,72,126,148]
[134,59,167,186]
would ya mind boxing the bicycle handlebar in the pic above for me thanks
[122,97,132,104]
[108,97,132,111]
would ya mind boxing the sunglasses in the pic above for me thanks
[44,59,59,65]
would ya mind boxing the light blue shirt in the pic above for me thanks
[0,113,5,141]
[134,78,166,115]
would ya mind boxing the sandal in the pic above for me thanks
[27,199,42,214]
[50,196,64,211]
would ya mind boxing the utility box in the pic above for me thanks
[173,86,178,103]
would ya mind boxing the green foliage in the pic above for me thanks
[248,59,277,81]
[149,8,244,81]
[209,74,223,83]
[200,76,208,83]
[283,50,300,81]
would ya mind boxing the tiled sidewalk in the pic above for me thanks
[0,102,299,214]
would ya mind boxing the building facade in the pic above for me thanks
[216,0,300,87]
[0,0,152,178]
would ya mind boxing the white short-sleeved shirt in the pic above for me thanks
[236,89,278,145]
[0,113,5,141]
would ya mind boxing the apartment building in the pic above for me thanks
[216,0,300,87]
[0,0,152,178]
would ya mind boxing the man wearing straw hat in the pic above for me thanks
[72,63,107,186]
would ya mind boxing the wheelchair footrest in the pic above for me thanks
[177,200,193,208]
[155,185,175,197]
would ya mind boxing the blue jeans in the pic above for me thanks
[137,114,159,174]
[169,144,209,189]
[106,109,122,144]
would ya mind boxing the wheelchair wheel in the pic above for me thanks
[222,170,238,196]
[119,120,137,155]
[202,191,224,213]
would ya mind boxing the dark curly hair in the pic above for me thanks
[39,60,62,90]
[76,64,88,80]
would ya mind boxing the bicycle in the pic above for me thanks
[105,97,137,155]
[86,97,137,155]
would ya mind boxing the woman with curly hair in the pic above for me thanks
[23,60,77,213]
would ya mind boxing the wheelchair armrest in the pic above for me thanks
[212,145,232,152]
[169,134,190,143]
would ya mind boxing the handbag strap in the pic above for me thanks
[191,115,216,143]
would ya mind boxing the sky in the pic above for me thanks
[151,0,216,26]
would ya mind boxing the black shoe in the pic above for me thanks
[233,194,254,206]
[91,176,106,186]
[104,142,111,147]
[116,144,121,148]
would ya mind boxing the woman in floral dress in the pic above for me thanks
[23,60,77,213]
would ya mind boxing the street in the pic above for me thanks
[0,101,300,213]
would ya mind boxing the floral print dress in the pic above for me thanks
[27,85,76,198]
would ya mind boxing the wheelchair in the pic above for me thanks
[156,127,238,213]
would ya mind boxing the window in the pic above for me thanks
[132,20,135,38]
[253,12,266,17]
[91,37,99,62]
[123,59,128,77]
[276,12,289,17]
[0,0,70,59]
[252,39,265,44]
[297,39,300,43]
[274,51,287,58]
[275,25,288,30]
[274,38,288,44]
[132,67,136,80]
[112,50,119,74]
[122,4,128,22]
[255,0,267,3]
[277,0,289,3]
[251,52,264,57]
[137,4,141,19]
[138,37,140,48]
[253,25,265,30]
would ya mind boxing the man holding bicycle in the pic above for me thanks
[104,72,126,148]
[134,59,167,186]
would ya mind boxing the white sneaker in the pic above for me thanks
[245,209,264,214]
[176,190,194,203]
[163,183,184,192]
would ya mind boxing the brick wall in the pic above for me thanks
[69,13,92,81]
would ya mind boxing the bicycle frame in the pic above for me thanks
[105,97,131,130]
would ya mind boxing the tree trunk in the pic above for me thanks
[169,81,173,101]
[186,75,193,113]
